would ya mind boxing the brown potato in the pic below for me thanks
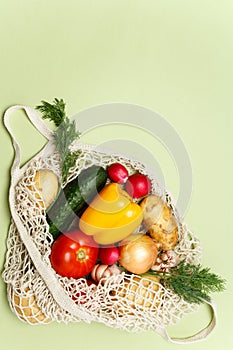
[140,195,178,250]
[111,275,161,315]
[13,287,51,324]
[34,169,59,209]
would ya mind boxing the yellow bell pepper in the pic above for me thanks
[79,183,143,245]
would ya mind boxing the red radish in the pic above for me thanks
[99,246,119,265]
[125,173,151,198]
[107,163,128,184]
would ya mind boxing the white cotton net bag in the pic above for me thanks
[2,105,217,343]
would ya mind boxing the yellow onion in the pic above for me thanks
[119,234,158,274]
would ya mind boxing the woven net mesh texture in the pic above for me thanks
[3,143,201,331]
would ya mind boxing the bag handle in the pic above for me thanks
[157,300,217,344]
[4,105,91,321]
[3,105,53,175]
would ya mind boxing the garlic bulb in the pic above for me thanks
[91,264,122,283]
[151,250,179,272]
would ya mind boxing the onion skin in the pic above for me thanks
[119,234,158,274]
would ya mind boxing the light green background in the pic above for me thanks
[0,1,232,349]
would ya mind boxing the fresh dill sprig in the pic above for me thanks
[147,260,226,304]
[36,98,81,183]
[36,98,66,127]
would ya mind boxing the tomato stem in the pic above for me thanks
[77,249,86,261]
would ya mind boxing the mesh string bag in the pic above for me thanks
[2,105,217,343]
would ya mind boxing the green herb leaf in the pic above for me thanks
[36,98,66,127]
[147,260,226,304]
[36,98,81,183]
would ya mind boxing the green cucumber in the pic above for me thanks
[46,165,107,239]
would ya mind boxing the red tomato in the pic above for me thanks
[50,230,99,278]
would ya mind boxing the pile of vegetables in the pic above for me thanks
[35,99,225,306]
